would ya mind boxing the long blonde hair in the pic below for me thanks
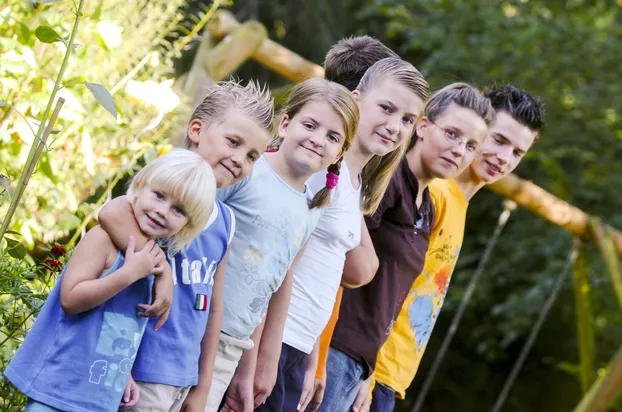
[277,77,360,209]
[356,58,430,215]
[127,149,216,254]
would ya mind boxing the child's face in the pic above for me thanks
[277,100,346,175]
[353,78,426,157]
[187,110,271,188]
[415,103,488,180]
[470,111,538,184]
[133,186,189,239]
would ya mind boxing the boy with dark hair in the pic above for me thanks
[359,84,545,412]
[324,35,399,92]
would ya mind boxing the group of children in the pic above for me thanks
[5,35,544,412]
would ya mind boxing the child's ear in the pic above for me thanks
[335,148,346,163]
[187,119,204,145]
[278,114,290,138]
[352,90,361,101]
[416,117,429,140]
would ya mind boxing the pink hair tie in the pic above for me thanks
[265,148,277,153]
[326,172,339,189]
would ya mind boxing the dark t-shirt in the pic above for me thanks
[330,157,435,375]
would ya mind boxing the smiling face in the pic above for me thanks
[415,103,489,180]
[353,78,426,157]
[187,109,271,188]
[470,111,539,184]
[133,186,189,240]
[277,100,347,175]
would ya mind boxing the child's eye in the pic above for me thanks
[402,116,414,125]
[154,191,165,200]
[172,206,186,216]
[494,136,504,144]
[447,130,459,139]
[327,134,340,143]
[247,152,258,162]
[513,150,523,157]
[466,142,479,153]
[303,122,315,130]
[227,137,239,147]
[380,104,391,113]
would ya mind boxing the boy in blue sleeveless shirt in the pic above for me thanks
[98,80,274,412]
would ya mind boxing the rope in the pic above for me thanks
[491,240,578,412]
[412,200,517,412]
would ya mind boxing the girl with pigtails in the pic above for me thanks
[204,77,359,412]
[249,57,431,412]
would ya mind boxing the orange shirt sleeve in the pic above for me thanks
[315,286,343,380]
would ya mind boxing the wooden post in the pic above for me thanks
[587,219,622,310]
[183,31,216,106]
[204,21,268,82]
[572,241,596,393]
[206,11,324,81]
[488,174,622,257]
[574,345,622,412]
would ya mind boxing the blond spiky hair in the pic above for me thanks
[185,79,274,148]
[127,149,216,254]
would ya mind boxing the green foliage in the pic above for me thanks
[0,241,67,411]
[0,0,219,408]
[0,0,206,246]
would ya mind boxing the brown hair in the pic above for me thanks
[184,79,274,149]
[324,36,399,92]
[357,58,431,214]
[408,82,496,151]
[277,78,359,209]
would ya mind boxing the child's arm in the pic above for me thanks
[181,247,229,411]
[99,195,150,251]
[341,218,379,288]
[222,320,265,412]
[253,243,308,406]
[60,228,163,314]
[99,195,172,325]
[297,340,320,411]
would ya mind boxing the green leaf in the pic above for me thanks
[91,1,103,20]
[35,26,65,45]
[58,213,81,231]
[39,152,58,184]
[84,82,118,119]
[19,22,31,44]
[5,230,22,237]
[5,237,27,259]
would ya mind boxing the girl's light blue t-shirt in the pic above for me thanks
[217,155,323,339]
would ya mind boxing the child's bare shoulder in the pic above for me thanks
[75,225,119,266]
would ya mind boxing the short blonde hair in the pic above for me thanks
[356,58,431,215]
[185,79,275,148]
[127,149,216,254]
[278,78,359,209]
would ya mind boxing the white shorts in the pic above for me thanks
[204,331,254,412]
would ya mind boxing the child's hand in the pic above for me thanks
[137,261,173,330]
[125,237,165,281]
[352,374,373,412]
[252,356,278,407]
[298,372,325,411]
[180,386,208,412]
[221,377,254,412]
[119,374,140,408]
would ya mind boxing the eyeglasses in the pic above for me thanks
[429,119,480,154]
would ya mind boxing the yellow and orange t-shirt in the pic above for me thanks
[373,178,468,399]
